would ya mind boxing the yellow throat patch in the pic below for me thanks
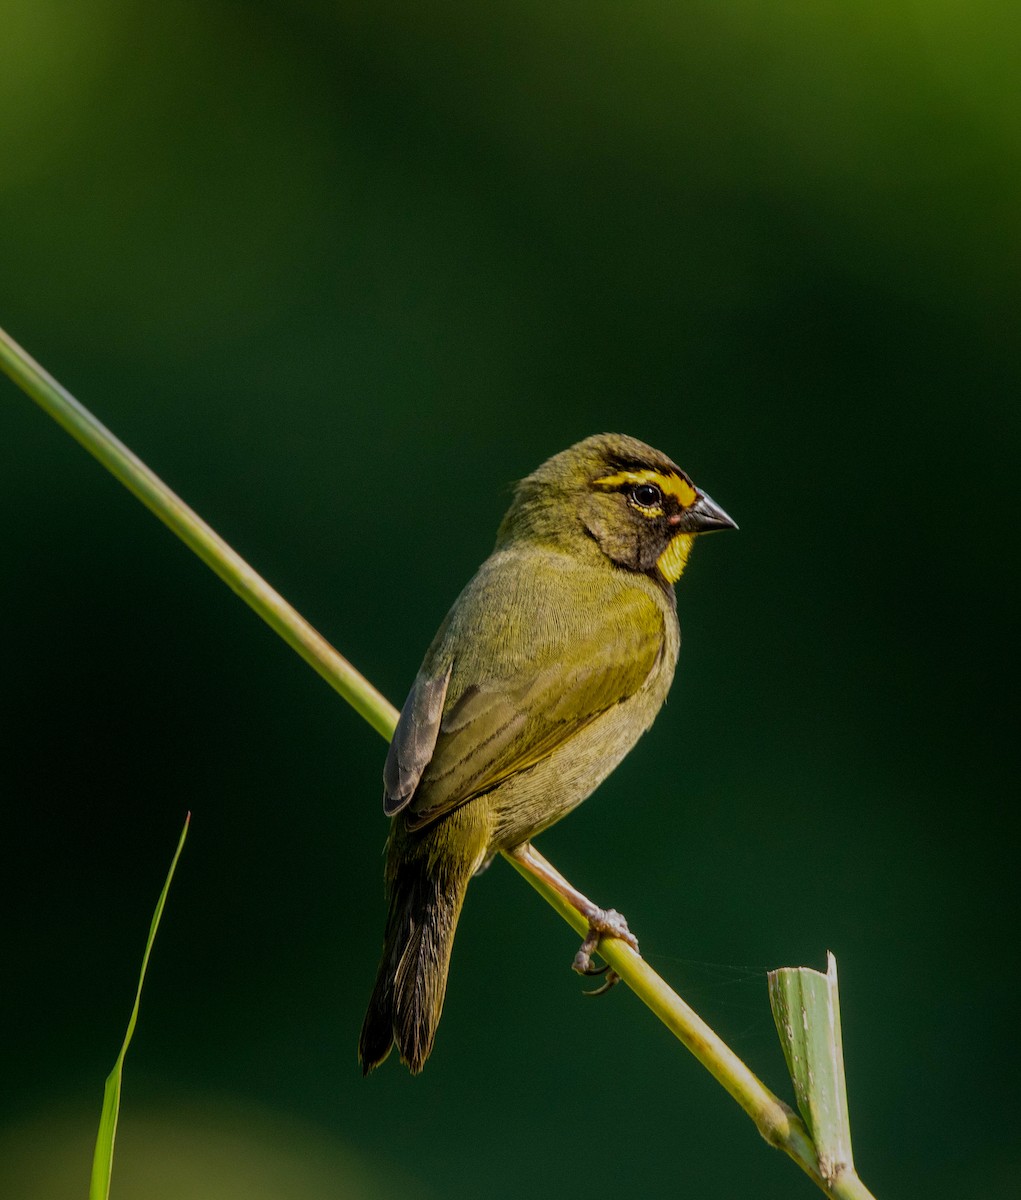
[657,534,694,583]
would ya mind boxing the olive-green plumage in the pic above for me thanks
[359,433,735,1074]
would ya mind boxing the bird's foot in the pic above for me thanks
[571,908,639,996]
[504,845,639,996]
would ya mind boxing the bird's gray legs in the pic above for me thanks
[508,842,639,994]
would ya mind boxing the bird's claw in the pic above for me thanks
[583,970,621,997]
[570,907,638,996]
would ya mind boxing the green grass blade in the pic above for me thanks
[768,951,854,1186]
[89,813,191,1200]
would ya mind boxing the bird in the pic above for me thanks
[359,432,736,1074]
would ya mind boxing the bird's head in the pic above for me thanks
[496,433,736,584]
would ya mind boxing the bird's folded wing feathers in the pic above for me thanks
[382,660,452,814]
[382,563,665,829]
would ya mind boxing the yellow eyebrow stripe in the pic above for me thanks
[593,468,698,509]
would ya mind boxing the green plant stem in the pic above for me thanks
[0,328,395,741]
[2,324,875,1200]
[505,848,874,1199]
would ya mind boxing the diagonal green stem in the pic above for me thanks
[0,327,395,740]
[1,324,875,1200]
[505,847,874,1198]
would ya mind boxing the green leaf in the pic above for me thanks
[89,813,191,1200]
[768,951,854,1185]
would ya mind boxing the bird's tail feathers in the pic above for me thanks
[359,842,472,1075]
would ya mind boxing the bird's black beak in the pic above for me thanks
[672,491,738,534]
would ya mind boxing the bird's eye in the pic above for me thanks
[631,483,662,508]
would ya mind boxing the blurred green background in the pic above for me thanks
[1,2,1017,1197]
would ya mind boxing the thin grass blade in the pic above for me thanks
[88,813,191,1200]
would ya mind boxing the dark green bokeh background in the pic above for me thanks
[2,4,1017,1197]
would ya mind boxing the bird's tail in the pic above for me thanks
[359,822,480,1075]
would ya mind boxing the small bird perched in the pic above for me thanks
[359,433,735,1074]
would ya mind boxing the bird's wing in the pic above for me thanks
[382,554,666,829]
[382,659,453,814]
